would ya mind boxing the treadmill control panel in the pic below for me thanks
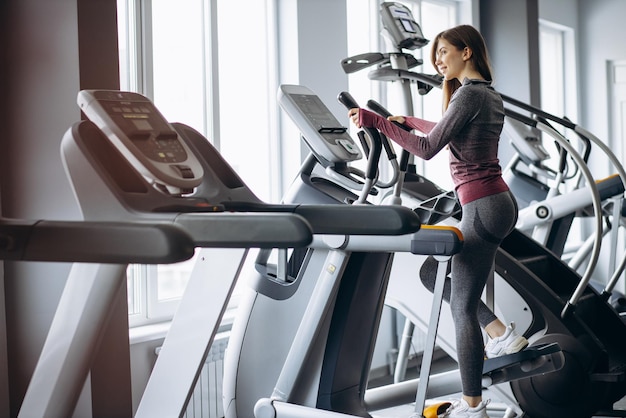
[380,2,429,50]
[77,90,204,193]
[278,84,362,164]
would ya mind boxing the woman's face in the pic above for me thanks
[434,38,467,81]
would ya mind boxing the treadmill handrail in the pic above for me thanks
[220,201,421,235]
[0,219,195,264]
[173,212,313,248]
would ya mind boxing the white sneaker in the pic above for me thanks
[443,399,491,418]
[484,322,528,359]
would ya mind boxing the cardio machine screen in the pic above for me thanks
[101,100,189,164]
[390,7,418,33]
[390,6,424,38]
[382,3,428,49]
[130,118,153,131]
[399,18,417,34]
[290,93,348,145]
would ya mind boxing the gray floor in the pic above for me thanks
[371,391,626,418]
[368,352,626,418]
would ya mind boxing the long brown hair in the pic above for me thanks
[429,25,494,111]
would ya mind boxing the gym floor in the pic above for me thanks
[372,394,626,417]
[368,350,626,418]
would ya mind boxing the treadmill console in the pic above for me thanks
[77,90,204,193]
[278,84,362,165]
[380,2,429,50]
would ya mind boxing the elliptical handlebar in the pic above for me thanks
[337,91,383,200]
[366,99,412,175]
[336,90,360,110]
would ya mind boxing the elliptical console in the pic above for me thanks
[380,2,429,49]
[278,84,362,166]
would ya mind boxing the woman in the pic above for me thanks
[348,25,527,418]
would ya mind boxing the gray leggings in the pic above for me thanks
[419,190,518,396]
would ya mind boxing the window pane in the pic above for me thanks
[216,0,273,201]
[156,253,198,302]
[151,0,206,133]
[127,264,143,315]
[413,2,455,190]
[539,28,565,120]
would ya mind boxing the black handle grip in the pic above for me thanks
[399,149,410,172]
[337,91,360,110]
[368,99,412,165]
[337,91,381,181]
[366,99,392,118]
[364,131,383,180]
[379,132,397,161]
[367,99,412,132]
[357,130,370,157]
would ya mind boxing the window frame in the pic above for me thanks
[120,0,467,328]
[118,0,278,327]
[538,19,578,127]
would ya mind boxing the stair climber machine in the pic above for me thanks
[222,84,564,418]
[18,90,434,418]
[337,2,626,416]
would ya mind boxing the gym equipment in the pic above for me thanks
[364,90,626,418]
[310,84,626,417]
[1,218,195,417]
[0,218,194,264]
[222,84,563,418]
[339,4,626,416]
[17,90,313,418]
[19,89,427,418]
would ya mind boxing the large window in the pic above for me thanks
[119,0,464,327]
[539,20,578,132]
[118,0,275,326]
[119,0,276,201]
[538,20,582,251]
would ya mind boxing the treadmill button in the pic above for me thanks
[171,164,195,179]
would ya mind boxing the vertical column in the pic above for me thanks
[479,0,541,164]
[76,1,129,415]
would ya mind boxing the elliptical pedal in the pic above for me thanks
[482,343,564,386]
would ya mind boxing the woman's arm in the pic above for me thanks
[401,116,438,134]
[349,85,482,160]
[356,108,443,160]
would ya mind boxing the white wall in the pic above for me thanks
[578,0,626,177]
[578,0,626,286]
[539,0,579,29]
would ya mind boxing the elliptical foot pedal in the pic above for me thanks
[482,342,564,386]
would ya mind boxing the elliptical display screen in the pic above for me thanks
[381,2,429,50]
[278,85,362,165]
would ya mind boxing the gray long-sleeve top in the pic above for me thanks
[358,78,509,205]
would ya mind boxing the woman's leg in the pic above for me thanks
[448,192,518,399]
[419,256,498,328]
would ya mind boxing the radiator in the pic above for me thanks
[182,334,229,418]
